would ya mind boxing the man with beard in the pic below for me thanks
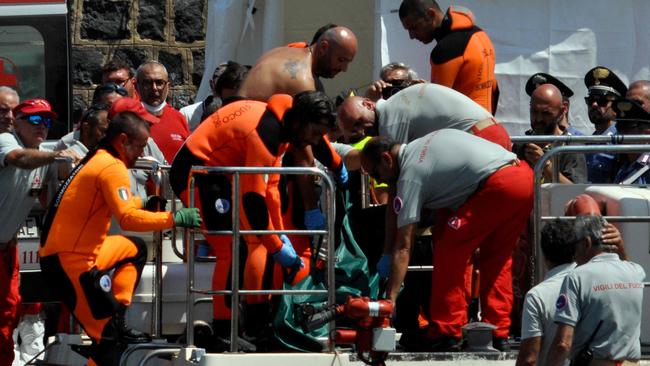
[583,66,627,183]
[515,83,587,183]
[525,72,583,136]
[135,61,190,163]
[169,91,335,351]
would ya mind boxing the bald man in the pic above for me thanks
[337,83,511,149]
[626,80,650,112]
[237,26,357,100]
[237,26,355,253]
[516,84,586,183]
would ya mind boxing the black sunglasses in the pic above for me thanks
[584,96,615,107]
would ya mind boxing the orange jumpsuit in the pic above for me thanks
[170,95,293,320]
[430,6,499,114]
[39,148,173,366]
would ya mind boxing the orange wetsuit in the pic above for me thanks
[170,95,294,320]
[430,6,499,114]
[39,148,173,366]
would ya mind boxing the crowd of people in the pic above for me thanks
[0,0,649,365]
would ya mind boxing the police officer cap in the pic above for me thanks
[525,72,574,98]
[584,66,627,98]
[613,98,650,124]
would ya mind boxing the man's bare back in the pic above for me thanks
[237,46,320,101]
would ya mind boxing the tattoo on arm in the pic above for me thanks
[284,59,300,80]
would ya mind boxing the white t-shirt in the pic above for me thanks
[521,262,575,366]
[180,101,204,132]
[394,129,515,228]
[0,133,53,242]
[376,83,492,143]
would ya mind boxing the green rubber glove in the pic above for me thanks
[173,208,202,228]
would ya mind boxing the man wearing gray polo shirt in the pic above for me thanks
[0,99,77,366]
[547,215,645,366]
[360,129,533,350]
[337,83,511,149]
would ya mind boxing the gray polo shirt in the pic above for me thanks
[521,262,576,366]
[554,253,645,360]
[395,129,515,228]
[376,83,492,143]
[0,133,52,243]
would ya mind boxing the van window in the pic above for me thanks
[0,25,46,99]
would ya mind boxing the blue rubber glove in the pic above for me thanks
[334,162,349,187]
[273,235,304,269]
[377,254,391,279]
[304,208,326,230]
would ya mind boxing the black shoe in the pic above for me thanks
[210,319,257,353]
[493,337,511,352]
[116,310,151,344]
[428,336,461,352]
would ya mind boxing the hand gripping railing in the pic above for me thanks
[531,143,650,287]
[184,166,337,352]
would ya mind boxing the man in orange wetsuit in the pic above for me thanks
[399,0,498,114]
[39,112,201,366]
[237,25,355,267]
[169,91,336,350]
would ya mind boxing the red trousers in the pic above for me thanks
[428,162,533,339]
[473,122,512,152]
[0,242,20,366]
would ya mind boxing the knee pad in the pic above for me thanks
[79,267,121,319]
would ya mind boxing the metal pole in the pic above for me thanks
[230,172,241,352]
[360,173,370,209]
[152,166,163,338]
[185,174,196,347]
[322,171,336,352]
[510,134,650,144]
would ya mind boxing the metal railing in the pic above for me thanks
[185,166,337,352]
[531,143,650,286]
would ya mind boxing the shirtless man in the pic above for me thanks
[237,26,358,233]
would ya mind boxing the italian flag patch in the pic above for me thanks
[117,187,130,201]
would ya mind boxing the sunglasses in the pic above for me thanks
[24,115,53,128]
[584,96,615,107]
[96,83,128,96]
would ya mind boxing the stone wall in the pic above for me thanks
[70,0,206,114]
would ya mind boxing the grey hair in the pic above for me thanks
[380,62,418,82]
[0,86,19,101]
[136,60,168,78]
[574,216,606,248]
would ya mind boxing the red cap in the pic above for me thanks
[108,97,160,124]
[13,99,58,119]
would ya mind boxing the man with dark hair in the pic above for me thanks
[39,111,201,366]
[516,83,587,183]
[170,91,335,351]
[399,0,498,113]
[102,59,137,99]
[135,61,190,163]
[547,216,644,366]
[181,61,250,131]
[360,130,532,351]
[583,66,628,183]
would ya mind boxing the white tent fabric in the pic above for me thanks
[196,0,284,102]
[376,0,650,135]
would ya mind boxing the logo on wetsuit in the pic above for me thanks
[215,198,230,214]
[117,187,129,201]
[99,274,112,293]
[447,216,466,230]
